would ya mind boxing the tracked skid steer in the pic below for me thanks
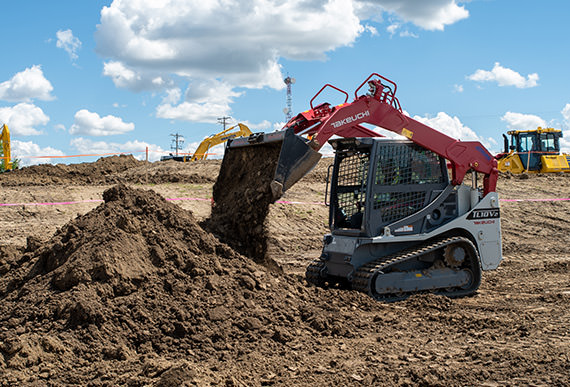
[220,73,502,301]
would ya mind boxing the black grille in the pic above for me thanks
[372,143,445,226]
[337,153,369,186]
[373,191,427,223]
[375,145,443,185]
[333,152,370,228]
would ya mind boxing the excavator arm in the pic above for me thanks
[191,123,253,161]
[283,74,498,195]
[1,124,12,171]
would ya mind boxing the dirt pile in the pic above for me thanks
[207,143,282,269]
[0,156,220,186]
[116,159,219,185]
[0,155,143,186]
[0,184,377,385]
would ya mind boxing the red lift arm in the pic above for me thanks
[284,73,498,195]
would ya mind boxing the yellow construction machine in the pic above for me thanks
[190,123,252,161]
[496,127,570,173]
[1,124,12,171]
[160,123,253,162]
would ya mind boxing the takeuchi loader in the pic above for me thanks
[221,73,502,301]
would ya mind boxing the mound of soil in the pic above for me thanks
[0,184,378,385]
[115,159,218,185]
[207,143,282,270]
[0,156,220,187]
[0,155,144,186]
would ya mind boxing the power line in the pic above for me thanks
[170,133,184,156]
[217,116,232,130]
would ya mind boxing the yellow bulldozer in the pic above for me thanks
[496,127,570,173]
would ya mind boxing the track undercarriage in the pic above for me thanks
[306,236,482,302]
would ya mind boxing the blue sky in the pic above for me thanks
[1,0,569,165]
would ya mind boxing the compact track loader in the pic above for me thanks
[220,73,502,301]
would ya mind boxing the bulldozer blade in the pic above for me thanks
[226,128,322,200]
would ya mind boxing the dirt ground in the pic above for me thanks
[0,156,569,386]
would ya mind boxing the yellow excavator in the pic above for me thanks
[1,124,12,171]
[190,123,252,161]
[161,123,253,162]
[496,127,570,173]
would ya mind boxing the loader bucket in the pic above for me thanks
[224,128,322,200]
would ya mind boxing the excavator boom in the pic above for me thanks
[191,123,253,161]
[1,124,12,171]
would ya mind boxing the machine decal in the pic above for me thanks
[401,128,413,139]
[467,208,500,220]
[394,225,413,233]
[331,110,370,128]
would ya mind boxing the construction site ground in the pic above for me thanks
[0,155,568,386]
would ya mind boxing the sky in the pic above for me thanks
[1,0,570,165]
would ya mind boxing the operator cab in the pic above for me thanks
[327,138,454,238]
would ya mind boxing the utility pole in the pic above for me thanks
[217,116,231,131]
[170,133,184,156]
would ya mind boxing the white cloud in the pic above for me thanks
[501,112,546,130]
[468,62,539,89]
[362,0,469,31]
[562,103,570,127]
[560,104,570,153]
[103,61,172,92]
[56,29,82,61]
[0,103,50,135]
[96,0,363,89]
[12,140,66,166]
[238,120,273,132]
[94,0,474,122]
[399,30,418,38]
[453,84,464,93]
[0,65,54,102]
[412,111,495,150]
[363,25,379,36]
[69,109,135,136]
[157,79,242,123]
[95,0,365,96]
[70,137,165,162]
[386,23,398,36]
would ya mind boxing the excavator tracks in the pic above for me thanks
[306,236,482,302]
[306,259,327,287]
[352,236,481,302]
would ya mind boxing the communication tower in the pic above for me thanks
[283,76,295,121]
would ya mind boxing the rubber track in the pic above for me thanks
[306,259,327,286]
[352,236,481,302]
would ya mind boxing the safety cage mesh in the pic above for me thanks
[334,151,370,227]
[372,144,444,224]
